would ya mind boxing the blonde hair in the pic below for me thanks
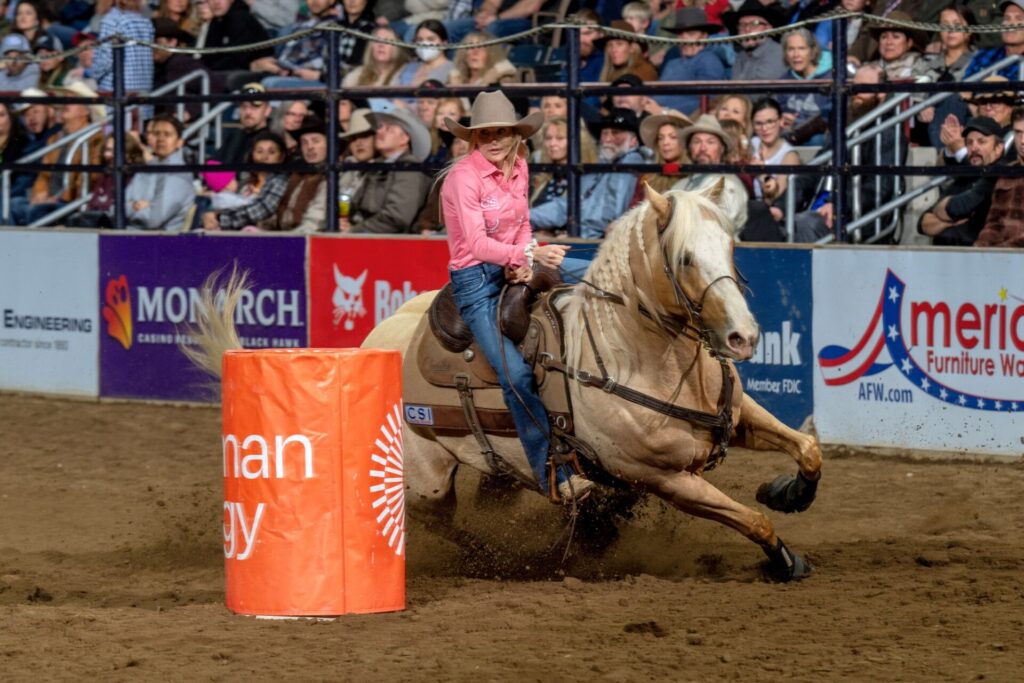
[452,32,508,84]
[718,119,750,163]
[531,117,598,203]
[622,1,652,22]
[435,128,527,191]
[713,94,753,138]
[354,26,410,86]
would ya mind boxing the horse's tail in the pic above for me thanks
[180,267,248,380]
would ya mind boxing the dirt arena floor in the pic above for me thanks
[1,393,1023,681]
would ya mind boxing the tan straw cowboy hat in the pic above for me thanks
[445,90,544,141]
[680,114,735,156]
[639,110,694,151]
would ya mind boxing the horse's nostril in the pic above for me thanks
[728,332,746,348]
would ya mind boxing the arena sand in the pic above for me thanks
[1,393,1022,681]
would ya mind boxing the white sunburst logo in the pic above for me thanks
[369,403,405,556]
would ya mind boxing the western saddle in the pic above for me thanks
[401,268,585,495]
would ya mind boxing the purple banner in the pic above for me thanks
[99,233,307,401]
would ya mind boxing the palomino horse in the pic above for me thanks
[188,182,822,581]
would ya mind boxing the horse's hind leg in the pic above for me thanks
[732,393,823,514]
[652,472,810,581]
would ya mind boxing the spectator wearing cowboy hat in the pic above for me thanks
[657,8,728,118]
[637,110,693,195]
[722,0,788,82]
[273,114,331,233]
[338,108,376,213]
[940,75,1018,162]
[599,20,658,83]
[0,34,40,92]
[920,115,1004,246]
[14,80,106,226]
[340,107,433,233]
[672,114,749,238]
[151,18,206,119]
[531,107,646,239]
[867,11,930,81]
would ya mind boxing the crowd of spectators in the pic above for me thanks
[0,0,1021,246]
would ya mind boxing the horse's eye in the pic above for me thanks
[681,252,692,267]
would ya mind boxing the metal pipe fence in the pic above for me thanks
[0,13,1019,239]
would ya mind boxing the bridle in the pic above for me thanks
[542,195,744,470]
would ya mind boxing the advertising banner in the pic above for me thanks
[735,247,814,429]
[813,249,1024,456]
[308,236,450,348]
[0,231,99,396]
[99,234,307,402]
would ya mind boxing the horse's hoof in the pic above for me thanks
[762,537,812,582]
[756,471,819,514]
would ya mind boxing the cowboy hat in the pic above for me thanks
[339,107,374,139]
[444,90,544,142]
[680,114,734,155]
[605,19,644,42]
[963,75,1019,103]
[14,86,48,114]
[868,12,929,52]
[368,108,432,161]
[639,110,694,151]
[662,7,723,35]
[720,0,786,35]
[591,107,641,136]
[292,113,327,140]
[50,81,107,123]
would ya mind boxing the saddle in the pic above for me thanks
[402,270,581,487]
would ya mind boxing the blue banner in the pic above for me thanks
[735,247,814,429]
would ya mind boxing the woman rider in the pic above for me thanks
[440,90,594,502]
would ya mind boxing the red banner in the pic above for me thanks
[308,236,450,347]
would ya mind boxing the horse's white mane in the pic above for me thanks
[562,188,729,381]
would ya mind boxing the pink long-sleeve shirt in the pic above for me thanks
[441,149,533,270]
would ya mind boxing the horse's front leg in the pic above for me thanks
[648,471,810,581]
[732,393,822,513]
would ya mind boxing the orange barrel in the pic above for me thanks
[221,348,405,616]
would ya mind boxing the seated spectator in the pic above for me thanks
[394,20,454,98]
[940,76,1016,163]
[14,82,105,226]
[540,95,567,121]
[66,132,147,228]
[867,12,928,81]
[0,34,40,91]
[214,82,272,165]
[249,0,304,34]
[561,10,605,83]
[599,20,657,83]
[124,115,195,231]
[91,0,154,95]
[919,116,1003,246]
[713,94,753,138]
[413,79,447,128]
[11,1,51,49]
[63,32,98,91]
[657,8,727,118]
[531,108,646,239]
[780,28,832,145]
[672,114,749,238]
[338,108,376,207]
[258,0,342,89]
[270,99,309,155]
[637,111,692,195]
[0,100,30,220]
[17,87,60,160]
[271,114,331,232]
[815,0,876,63]
[197,0,274,90]
[603,73,659,121]
[791,63,905,243]
[341,108,432,233]
[976,107,1024,247]
[530,116,599,236]
[965,0,1024,79]
[443,0,562,43]
[34,35,68,88]
[741,98,802,240]
[335,0,379,70]
[151,19,205,120]
[448,31,516,86]
[343,25,411,91]
[722,0,788,82]
[155,0,202,37]
[425,97,467,164]
[622,0,671,68]
[917,4,978,148]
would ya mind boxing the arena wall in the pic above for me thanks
[1,230,1020,456]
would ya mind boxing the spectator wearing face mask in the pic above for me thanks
[394,20,454,94]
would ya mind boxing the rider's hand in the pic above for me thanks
[534,244,568,268]
[506,265,532,283]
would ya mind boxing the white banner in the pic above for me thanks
[0,231,99,396]
[813,248,1024,456]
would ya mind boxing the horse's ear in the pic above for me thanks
[645,182,672,232]
[701,177,726,205]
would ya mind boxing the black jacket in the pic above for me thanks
[202,0,273,72]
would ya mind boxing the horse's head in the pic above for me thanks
[644,181,759,360]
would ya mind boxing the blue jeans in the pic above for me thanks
[450,262,559,490]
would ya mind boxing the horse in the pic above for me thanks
[186,181,823,581]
